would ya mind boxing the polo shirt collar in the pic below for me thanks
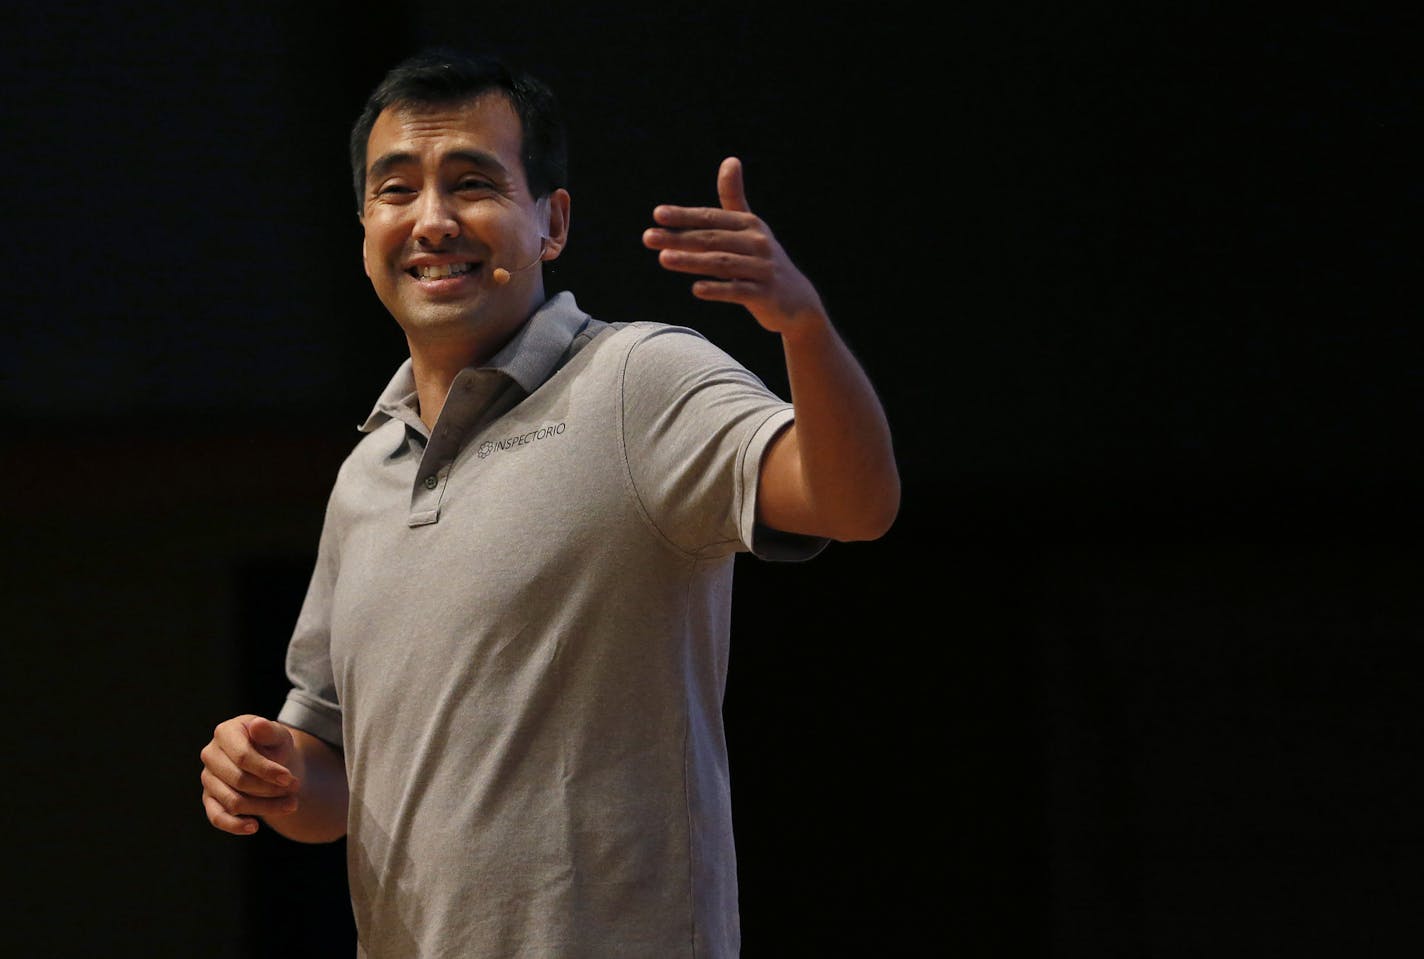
[357,291,590,434]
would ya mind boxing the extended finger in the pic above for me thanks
[717,157,751,213]
[642,227,768,257]
[656,249,771,281]
[689,279,764,305]
[652,205,757,231]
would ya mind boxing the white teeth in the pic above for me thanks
[415,262,473,280]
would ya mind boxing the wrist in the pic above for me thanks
[778,307,833,348]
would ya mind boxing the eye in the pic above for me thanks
[376,183,415,197]
[456,177,495,192]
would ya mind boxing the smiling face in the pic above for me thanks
[360,93,569,355]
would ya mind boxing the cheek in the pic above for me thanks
[467,203,523,236]
[361,219,406,272]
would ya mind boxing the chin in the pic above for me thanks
[398,307,481,334]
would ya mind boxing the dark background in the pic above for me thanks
[4,4,1419,956]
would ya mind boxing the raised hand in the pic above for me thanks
[643,157,826,336]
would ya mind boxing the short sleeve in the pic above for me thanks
[276,502,344,749]
[619,325,828,561]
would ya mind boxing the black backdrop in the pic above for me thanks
[4,5,1419,957]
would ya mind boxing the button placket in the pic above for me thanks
[406,369,518,527]
[408,459,448,526]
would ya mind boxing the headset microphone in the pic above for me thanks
[492,237,548,285]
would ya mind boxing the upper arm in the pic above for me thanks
[754,418,900,542]
[754,423,820,537]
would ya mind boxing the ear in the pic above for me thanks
[359,214,371,278]
[539,188,571,261]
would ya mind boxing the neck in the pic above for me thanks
[407,340,480,431]
[404,290,546,429]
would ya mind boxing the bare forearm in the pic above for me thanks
[261,727,349,843]
[779,312,900,540]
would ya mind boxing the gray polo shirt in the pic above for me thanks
[277,292,824,959]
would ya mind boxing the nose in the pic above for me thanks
[412,188,459,246]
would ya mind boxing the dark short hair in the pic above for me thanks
[348,49,567,212]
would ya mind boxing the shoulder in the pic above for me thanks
[600,322,765,386]
[345,419,404,470]
[326,420,402,503]
[596,320,710,353]
[566,320,754,390]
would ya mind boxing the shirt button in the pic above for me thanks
[423,475,438,490]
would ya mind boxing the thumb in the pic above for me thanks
[717,156,751,213]
[246,716,292,753]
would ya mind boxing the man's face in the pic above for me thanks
[360,94,565,347]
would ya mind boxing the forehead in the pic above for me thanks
[366,93,527,180]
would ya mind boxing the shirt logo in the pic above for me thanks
[478,422,567,458]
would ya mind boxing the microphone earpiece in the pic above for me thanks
[492,237,549,286]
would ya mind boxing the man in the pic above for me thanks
[200,50,898,958]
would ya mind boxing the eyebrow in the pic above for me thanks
[366,149,511,186]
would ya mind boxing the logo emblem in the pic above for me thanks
[479,421,567,457]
